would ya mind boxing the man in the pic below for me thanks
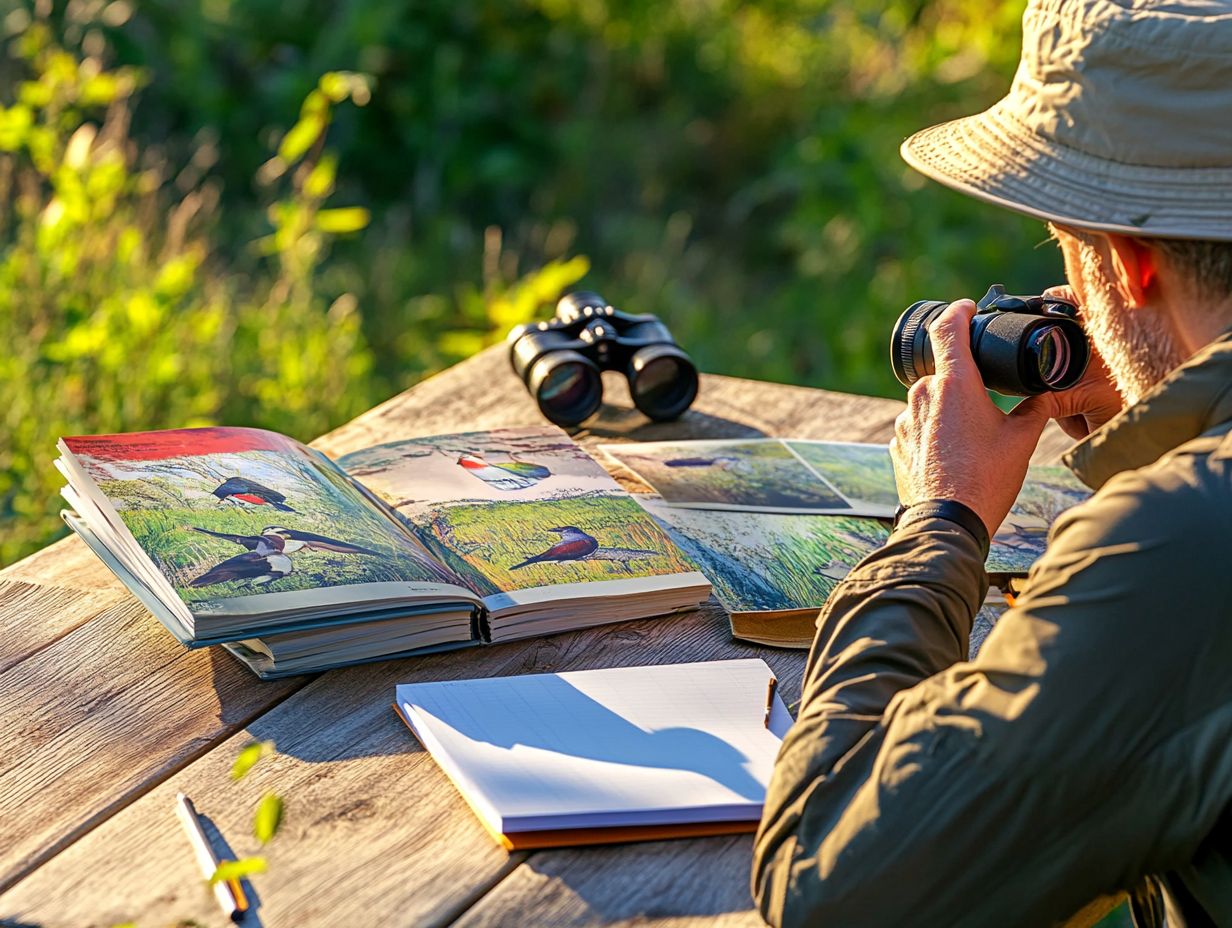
[751,1,1232,926]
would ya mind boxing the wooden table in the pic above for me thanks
[0,346,1072,927]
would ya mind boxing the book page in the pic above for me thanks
[610,439,1092,576]
[61,427,473,615]
[638,496,890,615]
[338,427,701,603]
[396,658,792,834]
[601,439,860,514]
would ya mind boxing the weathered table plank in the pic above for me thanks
[0,343,1073,926]
[453,835,765,928]
[0,597,306,892]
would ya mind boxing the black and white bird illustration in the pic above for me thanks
[663,456,740,469]
[210,476,295,512]
[188,533,294,589]
[191,525,379,557]
[510,526,599,570]
[456,452,552,491]
[813,560,852,582]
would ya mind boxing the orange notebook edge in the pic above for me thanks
[390,703,762,852]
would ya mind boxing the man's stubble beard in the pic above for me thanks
[1068,236,1187,407]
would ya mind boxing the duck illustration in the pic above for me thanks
[457,452,551,491]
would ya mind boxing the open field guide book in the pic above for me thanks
[394,659,792,849]
[57,426,710,678]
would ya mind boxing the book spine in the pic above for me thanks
[474,605,492,644]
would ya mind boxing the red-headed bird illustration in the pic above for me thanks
[510,526,599,570]
[191,525,378,556]
[189,533,293,588]
[457,452,551,491]
[210,476,295,511]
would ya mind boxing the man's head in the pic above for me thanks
[901,0,1232,402]
[1049,227,1232,404]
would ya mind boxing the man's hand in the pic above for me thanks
[890,299,1052,536]
[1013,286,1125,440]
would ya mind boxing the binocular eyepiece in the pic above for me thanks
[890,285,1090,396]
[508,291,699,427]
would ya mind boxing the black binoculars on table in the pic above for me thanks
[508,291,699,427]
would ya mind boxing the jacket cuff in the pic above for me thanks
[893,499,991,560]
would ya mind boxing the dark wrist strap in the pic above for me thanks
[893,499,991,559]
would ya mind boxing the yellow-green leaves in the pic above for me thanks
[253,793,283,844]
[209,856,268,885]
[315,207,369,234]
[264,71,372,181]
[231,740,275,781]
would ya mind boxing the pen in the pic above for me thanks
[174,791,248,923]
[764,674,778,729]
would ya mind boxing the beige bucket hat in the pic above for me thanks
[901,0,1232,240]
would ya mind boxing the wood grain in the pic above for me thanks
[0,596,305,892]
[0,579,126,674]
[454,835,766,928]
[0,602,806,928]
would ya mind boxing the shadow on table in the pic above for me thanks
[201,812,266,928]
[229,606,747,766]
[521,832,759,920]
[581,406,768,442]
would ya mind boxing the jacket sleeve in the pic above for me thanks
[751,464,1232,928]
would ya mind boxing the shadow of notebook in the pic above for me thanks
[394,658,792,849]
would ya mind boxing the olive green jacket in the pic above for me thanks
[752,328,1232,928]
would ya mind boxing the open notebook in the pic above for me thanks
[394,659,792,849]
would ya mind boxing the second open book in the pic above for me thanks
[57,425,710,678]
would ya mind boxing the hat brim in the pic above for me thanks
[901,100,1232,241]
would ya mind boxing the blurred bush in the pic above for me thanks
[1,0,1063,566]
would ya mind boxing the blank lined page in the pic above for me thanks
[396,658,792,834]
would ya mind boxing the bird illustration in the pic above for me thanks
[190,525,379,557]
[510,526,599,570]
[662,455,744,472]
[813,560,852,582]
[188,533,293,589]
[457,452,552,491]
[210,476,294,512]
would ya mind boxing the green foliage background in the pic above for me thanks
[0,0,1066,566]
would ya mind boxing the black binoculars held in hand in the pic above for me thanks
[508,291,699,427]
[890,284,1090,396]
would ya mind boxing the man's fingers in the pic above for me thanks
[1042,283,1079,305]
[1008,393,1055,425]
[927,299,979,378]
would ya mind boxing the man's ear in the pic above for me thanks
[1104,233,1159,306]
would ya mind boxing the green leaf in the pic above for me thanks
[231,740,275,780]
[253,792,283,844]
[277,114,325,165]
[314,207,369,234]
[209,856,267,885]
[303,153,337,199]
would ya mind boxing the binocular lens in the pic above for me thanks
[529,353,603,426]
[628,346,699,421]
[1030,324,1071,388]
